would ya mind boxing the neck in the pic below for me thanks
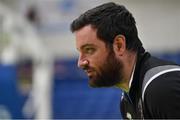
[115,82,130,92]
[115,52,137,92]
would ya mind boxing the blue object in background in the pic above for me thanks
[0,64,26,119]
[0,52,180,119]
[154,52,180,64]
[53,59,122,119]
[52,79,122,119]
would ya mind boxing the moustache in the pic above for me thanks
[82,65,95,73]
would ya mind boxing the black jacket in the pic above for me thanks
[120,52,180,119]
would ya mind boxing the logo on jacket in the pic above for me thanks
[126,112,132,119]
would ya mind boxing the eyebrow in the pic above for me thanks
[78,44,96,51]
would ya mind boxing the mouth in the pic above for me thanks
[85,70,94,78]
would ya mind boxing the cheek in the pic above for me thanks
[88,47,109,70]
[89,55,107,71]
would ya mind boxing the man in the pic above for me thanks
[70,2,180,119]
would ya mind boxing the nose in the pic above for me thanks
[78,57,89,69]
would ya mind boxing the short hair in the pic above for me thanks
[71,2,144,52]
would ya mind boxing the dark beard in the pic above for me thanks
[89,51,123,88]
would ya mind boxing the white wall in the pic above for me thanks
[117,0,180,53]
[5,0,179,58]
[40,0,180,58]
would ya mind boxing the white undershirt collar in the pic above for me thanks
[128,63,136,89]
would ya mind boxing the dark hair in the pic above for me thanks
[71,2,144,52]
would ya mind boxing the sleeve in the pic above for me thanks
[143,71,180,119]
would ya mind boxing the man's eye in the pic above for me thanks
[85,48,95,54]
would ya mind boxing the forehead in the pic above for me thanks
[75,25,106,49]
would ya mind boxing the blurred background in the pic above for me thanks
[0,0,180,119]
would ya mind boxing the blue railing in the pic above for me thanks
[0,52,180,119]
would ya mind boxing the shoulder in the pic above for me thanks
[140,54,180,118]
[145,71,180,97]
[143,55,178,71]
[144,71,180,118]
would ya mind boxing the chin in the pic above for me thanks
[88,78,99,88]
[88,78,105,88]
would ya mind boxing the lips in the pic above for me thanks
[85,69,94,77]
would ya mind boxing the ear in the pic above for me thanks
[113,35,126,56]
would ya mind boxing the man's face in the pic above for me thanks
[75,25,123,87]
